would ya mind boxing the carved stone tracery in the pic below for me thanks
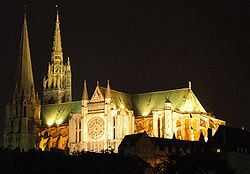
[87,117,104,140]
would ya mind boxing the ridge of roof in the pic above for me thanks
[132,88,190,96]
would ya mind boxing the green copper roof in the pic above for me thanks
[41,87,206,125]
[41,101,82,125]
[99,87,133,110]
[132,88,206,116]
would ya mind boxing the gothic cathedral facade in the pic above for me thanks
[68,81,134,153]
[4,8,225,153]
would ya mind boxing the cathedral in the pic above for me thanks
[3,8,226,153]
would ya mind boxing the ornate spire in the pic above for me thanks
[52,5,63,58]
[14,11,35,102]
[105,80,112,98]
[82,80,88,100]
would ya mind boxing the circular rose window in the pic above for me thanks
[87,117,105,140]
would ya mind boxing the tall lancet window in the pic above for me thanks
[75,120,78,142]
[16,105,18,117]
[79,120,81,142]
[113,117,116,139]
[162,117,165,138]
[158,118,160,138]
[23,106,26,117]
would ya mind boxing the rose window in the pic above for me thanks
[87,117,104,140]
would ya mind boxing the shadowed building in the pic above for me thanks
[118,132,211,166]
[209,126,250,174]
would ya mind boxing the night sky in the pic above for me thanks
[0,0,248,145]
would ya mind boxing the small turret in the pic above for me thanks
[105,80,112,99]
[82,80,88,101]
[164,98,171,110]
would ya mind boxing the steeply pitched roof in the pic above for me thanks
[41,87,207,124]
[99,87,133,110]
[132,88,206,115]
[99,87,205,115]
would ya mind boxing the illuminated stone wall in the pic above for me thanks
[36,124,69,151]
[135,100,226,142]
[67,82,226,154]
[68,83,134,153]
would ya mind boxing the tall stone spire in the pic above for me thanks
[43,6,72,104]
[52,5,63,62]
[14,11,35,102]
[4,9,41,151]
[82,80,88,101]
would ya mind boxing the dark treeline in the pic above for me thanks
[0,148,149,174]
[0,148,235,174]
[154,152,234,174]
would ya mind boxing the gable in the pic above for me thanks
[90,86,105,102]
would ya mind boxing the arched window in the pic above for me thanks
[16,105,18,117]
[113,117,116,139]
[158,118,160,138]
[162,117,165,138]
[23,106,26,117]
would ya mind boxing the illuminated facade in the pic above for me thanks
[4,8,226,153]
[68,81,134,153]
[67,81,225,153]
[43,8,72,105]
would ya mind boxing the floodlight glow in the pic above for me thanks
[47,119,54,126]
[56,119,63,125]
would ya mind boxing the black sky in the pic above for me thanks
[0,0,249,144]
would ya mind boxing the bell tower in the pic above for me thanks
[43,6,72,104]
[4,10,41,151]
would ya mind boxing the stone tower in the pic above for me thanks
[43,7,72,104]
[4,12,41,151]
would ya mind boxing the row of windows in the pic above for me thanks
[14,105,26,117]
[10,119,34,133]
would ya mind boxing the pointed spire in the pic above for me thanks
[67,57,70,65]
[105,80,112,98]
[82,80,88,100]
[14,10,35,102]
[97,81,99,87]
[52,5,63,57]
[188,81,191,89]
